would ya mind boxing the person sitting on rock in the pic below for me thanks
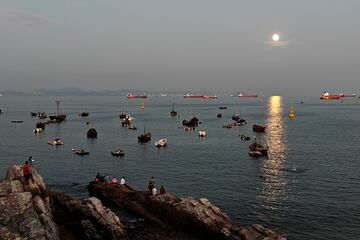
[120,176,126,186]
[23,161,31,182]
[160,185,166,194]
[95,173,100,181]
[111,177,118,184]
[151,187,157,197]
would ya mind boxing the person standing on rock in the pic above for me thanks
[22,161,31,183]
[148,176,155,193]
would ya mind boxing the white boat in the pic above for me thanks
[155,138,168,147]
[198,130,206,137]
[33,128,43,134]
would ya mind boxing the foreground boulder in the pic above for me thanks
[0,165,59,240]
[50,192,128,240]
[88,182,285,240]
[0,166,127,240]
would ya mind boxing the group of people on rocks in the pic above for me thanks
[94,173,166,196]
[95,173,127,186]
[148,176,166,196]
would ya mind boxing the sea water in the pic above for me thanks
[0,95,359,240]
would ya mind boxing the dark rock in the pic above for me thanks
[88,182,286,240]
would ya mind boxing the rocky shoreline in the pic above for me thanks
[0,165,285,240]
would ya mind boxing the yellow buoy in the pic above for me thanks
[288,108,295,119]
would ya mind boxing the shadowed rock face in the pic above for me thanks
[50,192,128,240]
[88,182,286,240]
[0,166,127,240]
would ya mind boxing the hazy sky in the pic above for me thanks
[0,0,359,95]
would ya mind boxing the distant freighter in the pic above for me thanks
[320,91,342,100]
[183,94,217,99]
[238,93,258,98]
[127,94,147,99]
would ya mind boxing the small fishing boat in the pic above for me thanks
[249,138,268,156]
[140,102,145,110]
[253,124,266,133]
[31,112,37,117]
[198,130,206,137]
[48,100,66,122]
[232,114,246,124]
[111,148,125,156]
[47,139,64,146]
[119,113,127,119]
[155,139,168,147]
[11,120,23,123]
[238,93,258,98]
[37,112,47,119]
[217,113,222,118]
[36,121,45,129]
[138,128,151,143]
[182,117,200,127]
[33,128,43,134]
[249,150,263,157]
[72,149,90,155]
[219,106,227,109]
[170,103,177,116]
[127,93,147,99]
[240,134,250,141]
[79,112,89,117]
[87,128,98,138]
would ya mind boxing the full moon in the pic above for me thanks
[272,34,280,42]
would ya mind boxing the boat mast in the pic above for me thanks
[55,100,61,115]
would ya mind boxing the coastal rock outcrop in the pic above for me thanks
[0,165,127,240]
[88,182,286,240]
[0,165,59,240]
[50,192,128,240]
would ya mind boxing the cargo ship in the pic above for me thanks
[238,93,258,98]
[338,93,356,98]
[183,94,205,99]
[320,92,343,100]
[126,94,147,99]
[183,94,217,99]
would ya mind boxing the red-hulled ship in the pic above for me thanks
[238,93,258,98]
[126,94,147,99]
[320,92,343,100]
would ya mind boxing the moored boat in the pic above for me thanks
[249,138,268,156]
[79,112,89,117]
[183,94,205,99]
[72,149,90,155]
[111,148,125,156]
[155,138,168,147]
[138,128,151,143]
[253,124,266,133]
[33,128,43,134]
[198,130,206,137]
[238,93,258,98]
[47,139,64,146]
[170,103,177,117]
[127,94,147,99]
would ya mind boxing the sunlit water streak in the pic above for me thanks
[257,96,288,211]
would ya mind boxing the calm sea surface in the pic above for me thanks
[0,95,359,239]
